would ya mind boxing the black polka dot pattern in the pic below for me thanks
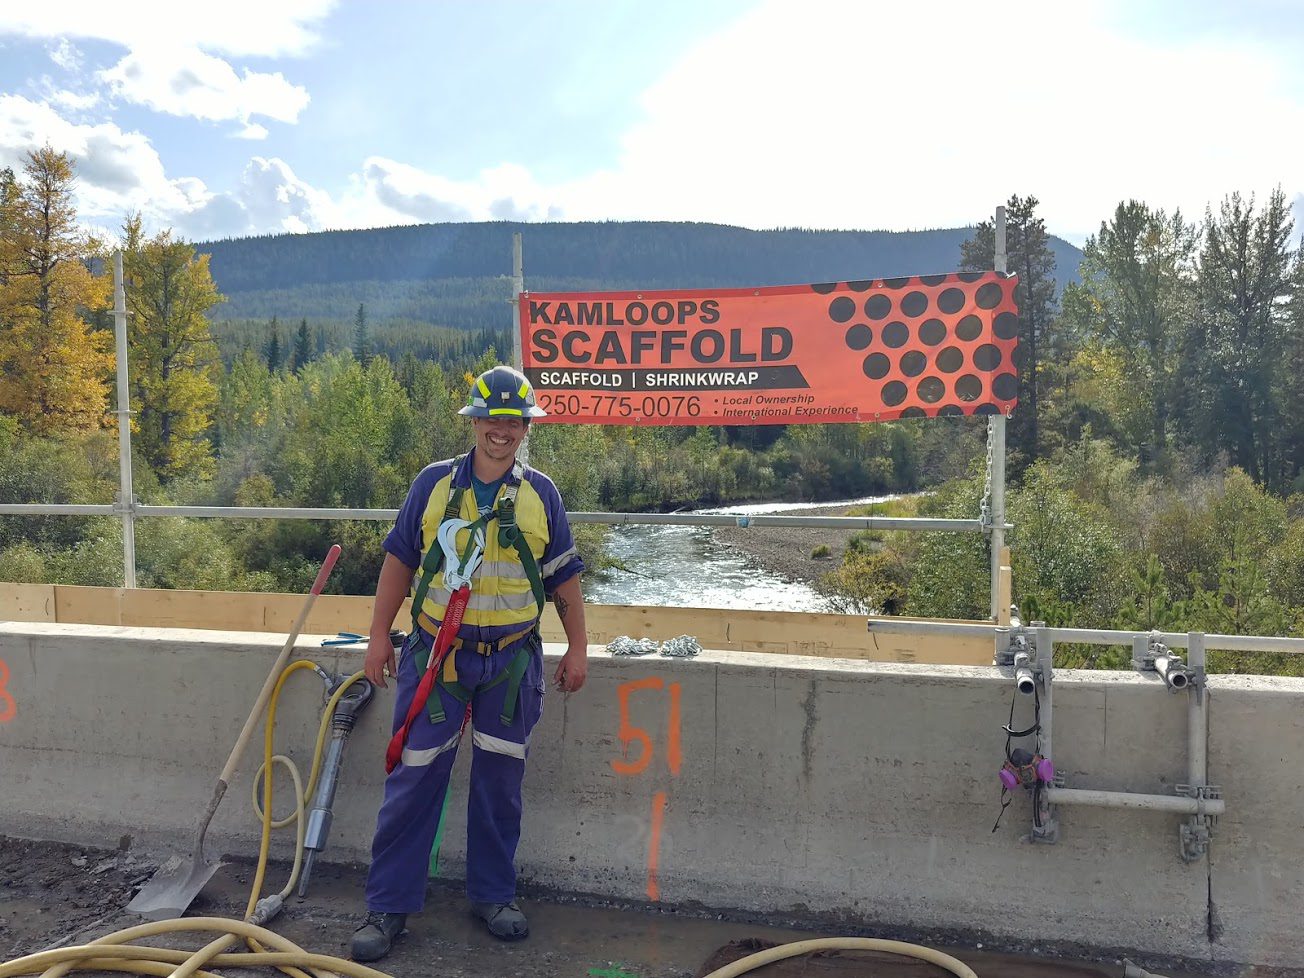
[882,381,907,406]
[900,350,927,377]
[882,322,910,348]
[863,352,891,380]
[920,319,946,345]
[917,377,945,403]
[864,294,893,320]
[938,288,965,314]
[829,296,856,323]
[901,291,929,317]
[807,270,1019,419]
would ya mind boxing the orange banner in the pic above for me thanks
[518,272,1019,425]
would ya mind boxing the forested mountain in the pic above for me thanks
[199,221,1084,332]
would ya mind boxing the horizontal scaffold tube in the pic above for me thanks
[865,620,1304,656]
[1045,787,1225,815]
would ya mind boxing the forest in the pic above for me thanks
[1,147,1302,665]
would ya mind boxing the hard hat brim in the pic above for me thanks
[459,405,548,418]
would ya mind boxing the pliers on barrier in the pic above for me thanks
[321,631,366,646]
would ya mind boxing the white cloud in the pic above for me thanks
[98,46,310,129]
[545,0,1304,238]
[357,158,562,224]
[0,94,187,215]
[230,156,335,234]
[0,96,324,239]
[0,2,335,58]
[47,38,82,71]
[47,89,100,111]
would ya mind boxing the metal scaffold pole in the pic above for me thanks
[511,231,524,371]
[988,205,1008,622]
[511,231,529,465]
[113,251,137,588]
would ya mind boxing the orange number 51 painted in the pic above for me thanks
[611,677,682,777]
[0,658,15,724]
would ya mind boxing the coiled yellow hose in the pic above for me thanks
[0,661,380,978]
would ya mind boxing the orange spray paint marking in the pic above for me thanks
[645,791,667,902]
[0,658,14,724]
[611,677,664,775]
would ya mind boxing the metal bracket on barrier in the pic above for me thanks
[994,609,1028,667]
[1132,634,1198,694]
[1176,784,1221,863]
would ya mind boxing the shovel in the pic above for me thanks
[127,544,342,919]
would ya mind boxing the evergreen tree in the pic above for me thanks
[1179,190,1297,488]
[1062,201,1196,464]
[960,195,1059,465]
[263,316,283,371]
[292,317,312,373]
[1284,259,1304,489]
[352,302,370,364]
[122,215,223,481]
[0,147,112,433]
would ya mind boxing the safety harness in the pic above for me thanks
[384,457,547,773]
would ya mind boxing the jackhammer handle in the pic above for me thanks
[217,544,343,786]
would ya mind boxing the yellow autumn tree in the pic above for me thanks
[122,215,224,481]
[0,147,112,433]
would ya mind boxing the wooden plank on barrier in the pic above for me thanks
[0,583,57,622]
[258,592,376,635]
[54,585,123,625]
[14,584,992,666]
[119,587,264,630]
[543,602,992,665]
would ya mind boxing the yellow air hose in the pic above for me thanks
[0,659,982,978]
[0,660,381,978]
[698,937,979,978]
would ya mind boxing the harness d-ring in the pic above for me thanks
[437,517,485,591]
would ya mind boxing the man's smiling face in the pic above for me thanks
[472,416,527,464]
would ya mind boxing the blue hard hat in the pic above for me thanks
[459,366,547,418]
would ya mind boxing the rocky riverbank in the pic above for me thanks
[710,503,864,587]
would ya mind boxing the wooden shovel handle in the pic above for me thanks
[217,545,341,786]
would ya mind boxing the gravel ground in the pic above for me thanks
[1,836,1285,978]
[710,504,866,589]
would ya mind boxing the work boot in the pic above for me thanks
[471,900,529,940]
[350,911,406,962]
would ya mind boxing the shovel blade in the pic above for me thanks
[126,852,225,920]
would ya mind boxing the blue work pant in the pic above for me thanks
[365,631,544,913]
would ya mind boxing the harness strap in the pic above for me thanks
[407,457,545,729]
[409,456,468,633]
[412,630,536,725]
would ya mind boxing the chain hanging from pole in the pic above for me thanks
[980,416,995,532]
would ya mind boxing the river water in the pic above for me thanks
[580,496,894,612]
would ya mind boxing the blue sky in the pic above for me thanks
[1,0,1302,246]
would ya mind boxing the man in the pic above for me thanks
[352,365,588,962]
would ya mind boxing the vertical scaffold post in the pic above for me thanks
[113,251,137,588]
[988,206,1008,622]
[511,231,529,466]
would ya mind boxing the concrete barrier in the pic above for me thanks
[1,621,1300,969]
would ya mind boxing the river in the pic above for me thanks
[580,496,894,612]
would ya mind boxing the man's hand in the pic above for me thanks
[553,644,588,693]
[365,632,398,688]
